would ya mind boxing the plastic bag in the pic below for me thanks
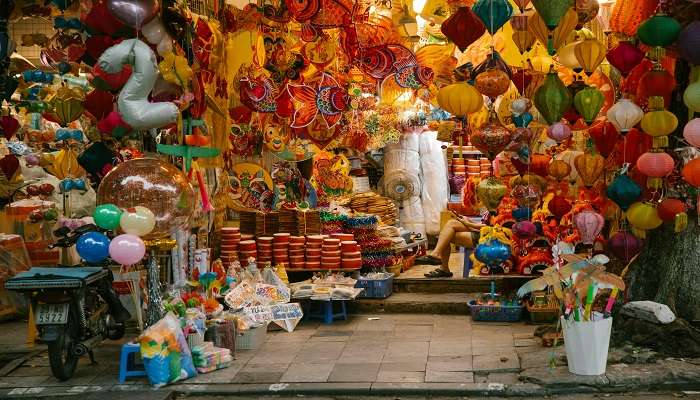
[139,312,197,388]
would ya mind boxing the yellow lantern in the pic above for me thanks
[558,40,583,73]
[48,86,85,127]
[512,30,536,54]
[436,82,484,117]
[641,97,678,138]
[574,153,605,187]
[626,201,663,236]
[528,8,578,54]
[574,38,606,76]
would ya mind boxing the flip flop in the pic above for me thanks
[415,255,442,265]
[424,268,453,278]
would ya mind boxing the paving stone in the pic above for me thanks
[187,365,242,383]
[327,363,380,382]
[425,370,474,383]
[232,371,284,383]
[431,328,471,339]
[266,331,314,342]
[379,361,426,372]
[513,333,536,340]
[375,370,425,383]
[8,366,51,376]
[472,345,517,356]
[356,320,395,332]
[429,341,472,357]
[294,342,346,363]
[383,341,429,362]
[280,362,334,383]
[0,376,50,388]
[520,366,609,387]
[248,351,298,365]
[472,352,520,372]
[426,358,473,372]
[518,348,567,369]
[486,372,521,384]
[313,330,354,337]
[514,338,540,347]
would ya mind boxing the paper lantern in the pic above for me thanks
[471,120,512,160]
[626,202,663,231]
[678,21,700,65]
[574,210,604,245]
[437,83,484,117]
[658,198,687,222]
[574,38,606,75]
[683,118,700,147]
[473,50,513,78]
[475,239,512,267]
[547,122,571,142]
[636,14,682,48]
[606,41,645,77]
[684,81,700,113]
[574,86,604,124]
[477,177,507,211]
[617,128,652,166]
[558,40,583,72]
[528,7,578,54]
[548,159,571,180]
[440,7,487,52]
[588,121,618,157]
[608,231,642,263]
[49,86,85,127]
[607,98,643,133]
[638,67,676,100]
[514,0,530,12]
[574,153,604,187]
[513,220,537,239]
[609,0,657,37]
[548,195,572,220]
[681,158,700,187]
[512,206,532,221]
[512,30,536,54]
[511,14,529,31]
[472,0,513,35]
[555,149,583,182]
[640,109,678,138]
[637,151,674,177]
[531,0,575,30]
[474,69,511,99]
[533,70,572,124]
[606,173,641,211]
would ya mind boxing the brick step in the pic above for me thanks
[350,292,476,315]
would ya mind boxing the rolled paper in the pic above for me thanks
[196,169,214,212]
[584,282,596,321]
[604,288,619,316]
[573,293,581,322]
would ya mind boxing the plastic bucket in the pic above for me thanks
[561,316,612,375]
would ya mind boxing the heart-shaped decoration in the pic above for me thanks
[0,115,19,139]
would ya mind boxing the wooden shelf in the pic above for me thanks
[285,268,361,272]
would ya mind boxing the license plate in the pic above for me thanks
[35,304,69,325]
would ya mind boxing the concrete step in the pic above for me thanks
[351,292,474,315]
[394,276,532,294]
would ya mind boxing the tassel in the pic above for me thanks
[196,169,214,212]
[674,212,688,233]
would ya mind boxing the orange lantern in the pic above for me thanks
[682,158,700,187]
[474,69,511,100]
[548,159,571,180]
[574,38,606,76]
[512,30,536,54]
[574,152,605,187]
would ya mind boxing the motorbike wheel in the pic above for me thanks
[106,322,125,340]
[47,318,79,381]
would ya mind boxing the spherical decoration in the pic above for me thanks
[608,231,642,263]
[555,150,584,182]
[475,239,512,268]
[574,153,605,187]
[548,159,571,180]
[436,82,484,117]
[533,70,572,125]
[547,122,572,142]
[658,198,687,222]
[606,41,645,77]
[109,234,146,265]
[607,98,643,133]
[512,206,532,221]
[97,158,196,240]
[640,109,678,138]
[475,69,511,99]
[678,21,700,65]
[636,14,682,47]
[606,173,642,211]
[684,81,700,113]
[683,118,700,147]
[548,195,572,220]
[574,210,605,245]
[638,68,676,99]
[511,183,542,208]
[76,232,111,264]
[120,206,156,236]
[574,86,604,124]
[681,158,700,187]
[588,121,619,157]
[627,202,663,231]
[472,0,514,35]
[513,220,537,239]
[476,177,508,211]
[93,204,122,230]
[470,120,512,161]
[636,151,674,178]
[510,97,531,116]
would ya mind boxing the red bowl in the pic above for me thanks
[322,255,341,263]
[290,236,306,244]
[331,233,354,241]
[341,241,358,252]
[257,236,274,243]
[273,233,291,243]
[306,235,324,243]
[321,250,341,258]
[342,258,362,269]
[273,242,289,249]
[342,251,362,259]
[241,234,255,241]
[288,243,305,250]
[239,240,256,251]
[306,248,321,257]
[288,249,304,257]
[322,244,341,252]
[305,261,320,269]
[323,238,341,246]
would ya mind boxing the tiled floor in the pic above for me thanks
[399,252,467,279]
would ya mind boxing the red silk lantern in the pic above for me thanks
[616,127,652,166]
[548,195,572,220]
[511,154,550,177]
[637,67,675,107]
[621,58,652,96]
[471,120,512,161]
[588,121,618,157]
[658,198,687,222]
[440,7,487,52]
[574,210,605,245]
[512,68,533,96]
[636,151,674,178]
[608,231,642,263]
[606,41,645,77]
[681,158,700,187]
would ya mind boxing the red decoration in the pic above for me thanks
[512,68,533,96]
[97,111,132,137]
[606,41,645,77]
[681,158,700,187]
[637,67,675,108]
[588,121,618,157]
[549,195,572,220]
[608,231,642,263]
[0,115,19,140]
[440,7,486,52]
[657,198,687,222]
[636,151,674,178]
[82,1,132,37]
[510,154,550,177]
[621,58,652,95]
[84,89,114,121]
[91,64,132,92]
[616,127,652,166]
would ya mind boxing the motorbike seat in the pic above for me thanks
[5,267,108,290]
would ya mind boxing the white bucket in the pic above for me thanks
[561,316,612,375]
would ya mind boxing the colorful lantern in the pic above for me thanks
[548,159,571,180]
[48,86,86,127]
[555,149,583,182]
[636,151,674,178]
[549,195,572,220]
[436,83,484,117]
[606,41,645,77]
[684,81,700,113]
[681,158,700,187]
[658,198,687,222]
[512,206,532,221]
[514,0,530,13]
[608,231,642,263]
[528,7,578,53]
[588,121,618,157]
[606,173,641,211]
[574,210,604,245]
[475,239,512,267]
[476,177,508,211]
[683,118,700,148]
[472,0,513,35]
[640,106,678,143]
[513,220,537,239]
[573,86,604,124]
[574,38,606,75]
[558,40,583,72]
[606,98,643,134]
[547,122,572,143]
[638,67,676,100]
[512,30,536,54]
[471,120,512,160]
[474,69,511,99]
[636,14,682,48]
[617,128,652,166]
[531,0,575,30]
[678,21,700,65]
[609,0,657,37]
[440,7,487,52]
[626,202,663,231]
[574,153,604,187]
[533,69,572,125]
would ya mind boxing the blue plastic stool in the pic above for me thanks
[118,342,147,384]
[462,247,473,278]
[306,300,347,324]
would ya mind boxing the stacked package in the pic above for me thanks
[239,211,279,236]
[191,342,233,373]
[278,209,298,235]
[348,192,398,226]
[220,227,240,264]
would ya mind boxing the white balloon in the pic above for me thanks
[97,39,179,130]
[156,36,173,56]
[141,17,166,44]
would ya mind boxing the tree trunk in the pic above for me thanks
[627,214,700,323]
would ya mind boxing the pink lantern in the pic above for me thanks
[513,220,537,239]
[547,122,572,143]
[574,210,604,245]
[683,118,700,147]
[636,151,674,177]
[608,231,642,263]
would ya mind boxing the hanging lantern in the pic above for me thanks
[549,195,572,220]
[528,7,578,54]
[636,14,682,48]
[575,0,598,26]
[513,220,537,239]
[436,83,484,117]
[440,7,487,52]
[606,41,645,77]
[48,86,86,127]
[588,121,619,158]
[510,154,551,177]
[681,158,700,187]
[512,30,536,54]
[514,0,530,13]
[548,159,571,180]
[574,152,604,187]
[555,149,583,182]
[547,122,572,142]
[606,98,643,134]
[640,98,678,149]
[617,128,652,166]
[472,0,514,35]
[606,173,642,211]
[609,0,657,38]
[658,198,687,222]
[512,68,533,96]
[531,0,575,30]
[574,86,604,124]
[627,201,663,231]
[608,231,642,263]
[473,50,513,78]
[471,119,512,160]
[533,69,572,125]
[683,118,700,148]
[474,69,511,99]
[558,40,583,72]
[511,14,529,31]
[512,206,532,221]
[684,81,700,113]
[511,184,542,208]
[636,151,674,178]
[574,38,606,75]
[476,177,508,211]
[638,66,676,100]
[678,21,700,65]
[573,210,604,245]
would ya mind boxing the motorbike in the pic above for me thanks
[5,224,131,381]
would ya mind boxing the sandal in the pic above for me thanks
[424,268,453,278]
[415,255,442,266]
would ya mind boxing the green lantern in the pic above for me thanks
[534,69,572,125]
[574,86,604,124]
[637,14,682,47]
[472,0,513,35]
[531,0,574,30]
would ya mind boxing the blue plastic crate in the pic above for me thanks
[468,300,523,322]
[355,273,394,298]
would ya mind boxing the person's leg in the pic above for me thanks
[432,219,468,257]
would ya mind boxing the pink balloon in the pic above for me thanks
[109,234,145,265]
[106,0,160,29]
